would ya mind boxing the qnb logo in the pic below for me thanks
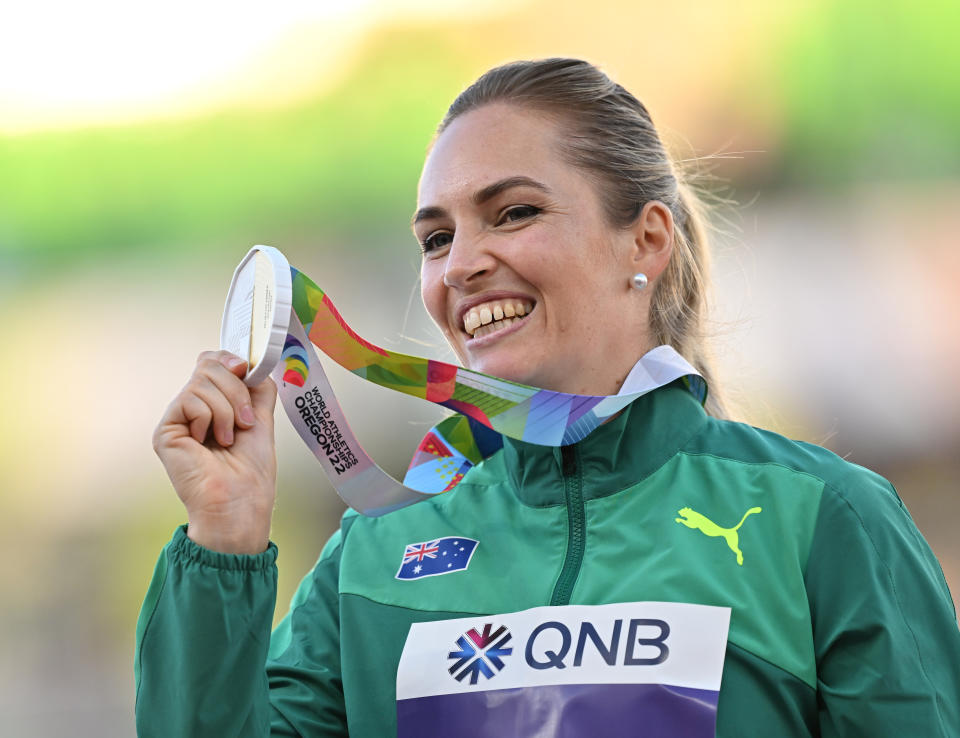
[447,624,513,685]
[525,618,670,670]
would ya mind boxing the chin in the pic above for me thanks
[465,354,553,389]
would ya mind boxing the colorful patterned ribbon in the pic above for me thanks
[272,266,706,516]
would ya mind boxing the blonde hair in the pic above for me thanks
[439,58,730,418]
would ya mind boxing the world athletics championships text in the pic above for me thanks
[294,388,359,475]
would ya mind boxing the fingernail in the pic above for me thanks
[227,356,246,370]
[224,428,234,445]
[239,405,256,425]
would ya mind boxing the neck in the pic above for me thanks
[560,348,660,397]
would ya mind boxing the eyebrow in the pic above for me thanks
[411,176,552,226]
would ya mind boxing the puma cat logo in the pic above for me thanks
[675,506,762,566]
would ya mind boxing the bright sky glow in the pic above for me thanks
[0,0,512,133]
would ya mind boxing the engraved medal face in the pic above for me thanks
[249,249,274,367]
[220,245,292,385]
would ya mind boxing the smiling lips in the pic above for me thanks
[463,298,534,338]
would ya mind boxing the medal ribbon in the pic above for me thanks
[272,266,707,516]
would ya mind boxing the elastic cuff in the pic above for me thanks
[169,524,279,571]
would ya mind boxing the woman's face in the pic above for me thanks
[415,103,665,396]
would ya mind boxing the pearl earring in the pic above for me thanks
[631,272,648,291]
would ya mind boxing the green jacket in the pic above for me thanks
[135,382,960,736]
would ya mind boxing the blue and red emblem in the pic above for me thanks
[447,623,513,684]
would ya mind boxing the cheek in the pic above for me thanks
[521,240,590,302]
[419,262,447,328]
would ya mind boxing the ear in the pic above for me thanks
[627,200,674,280]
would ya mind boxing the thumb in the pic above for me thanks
[249,376,278,420]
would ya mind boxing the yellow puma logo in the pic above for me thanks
[675,506,762,566]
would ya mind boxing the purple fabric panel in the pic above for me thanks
[522,391,573,444]
[564,394,603,427]
[397,683,718,738]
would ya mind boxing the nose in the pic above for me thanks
[442,232,497,289]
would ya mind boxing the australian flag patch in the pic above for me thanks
[396,537,479,581]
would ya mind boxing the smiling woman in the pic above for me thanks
[416,105,675,396]
[135,59,960,737]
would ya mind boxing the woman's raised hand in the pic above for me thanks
[152,350,278,554]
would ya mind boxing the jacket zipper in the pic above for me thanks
[550,444,585,606]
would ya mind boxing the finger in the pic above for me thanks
[200,357,257,429]
[179,392,216,445]
[196,350,249,379]
[154,351,250,452]
[187,376,238,446]
[154,386,211,449]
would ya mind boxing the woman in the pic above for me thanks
[136,59,960,736]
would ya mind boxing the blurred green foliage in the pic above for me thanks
[0,32,469,270]
[2,3,958,271]
[777,0,960,183]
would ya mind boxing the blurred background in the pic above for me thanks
[1,0,957,734]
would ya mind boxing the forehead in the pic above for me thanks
[417,104,571,205]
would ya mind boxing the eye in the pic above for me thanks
[419,230,453,255]
[497,204,541,225]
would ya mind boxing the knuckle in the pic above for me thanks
[183,394,210,419]
[196,351,233,372]
[196,356,219,372]
[186,373,214,395]
[182,378,203,398]
[214,349,241,366]
[229,385,252,408]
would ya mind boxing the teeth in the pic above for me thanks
[473,317,520,338]
[462,298,534,336]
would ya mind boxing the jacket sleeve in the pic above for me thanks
[805,476,960,736]
[134,525,348,737]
